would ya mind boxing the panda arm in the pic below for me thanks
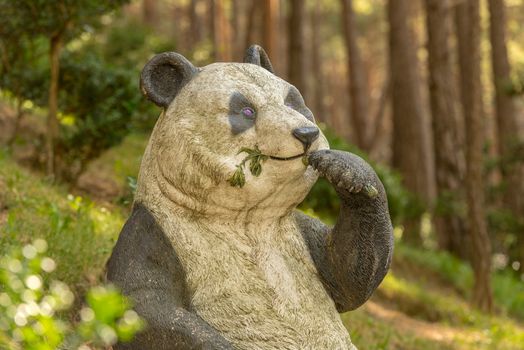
[107,203,233,350]
[296,150,394,313]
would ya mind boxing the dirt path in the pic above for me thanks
[363,301,488,346]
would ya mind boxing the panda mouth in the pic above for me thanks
[269,144,313,161]
[269,153,306,161]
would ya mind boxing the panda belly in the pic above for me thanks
[173,219,355,350]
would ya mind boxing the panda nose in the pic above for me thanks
[292,127,320,148]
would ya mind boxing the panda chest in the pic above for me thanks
[171,221,352,349]
[184,223,315,308]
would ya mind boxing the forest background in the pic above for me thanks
[0,0,523,349]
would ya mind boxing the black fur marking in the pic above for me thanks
[285,86,315,122]
[228,91,256,135]
[295,150,394,312]
[243,45,274,73]
[140,52,198,108]
[107,203,233,350]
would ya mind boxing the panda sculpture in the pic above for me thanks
[107,45,394,350]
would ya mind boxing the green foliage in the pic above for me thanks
[0,0,130,102]
[0,150,123,295]
[342,310,444,350]
[0,240,143,350]
[0,0,135,180]
[483,142,524,263]
[228,146,269,188]
[90,17,175,71]
[56,51,141,178]
[0,37,49,106]
[300,125,418,225]
[0,0,129,40]
[76,17,176,131]
[375,271,524,349]
[395,243,524,321]
[76,286,144,346]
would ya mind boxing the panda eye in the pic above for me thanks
[241,107,255,118]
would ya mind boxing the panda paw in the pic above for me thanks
[308,149,379,199]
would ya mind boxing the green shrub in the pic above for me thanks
[0,240,143,350]
[56,51,142,179]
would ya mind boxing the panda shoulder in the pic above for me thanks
[107,203,188,303]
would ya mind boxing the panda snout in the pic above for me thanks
[292,127,320,149]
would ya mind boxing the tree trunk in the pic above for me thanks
[142,0,157,25]
[487,0,524,261]
[189,0,202,48]
[231,0,241,60]
[46,32,63,178]
[341,0,371,152]
[455,0,494,313]
[425,0,468,258]
[244,1,259,51]
[7,98,24,147]
[288,0,306,94]
[263,0,279,70]
[211,0,231,61]
[388,0,435,244]
[371,76,389,147]
[310,0,325,122]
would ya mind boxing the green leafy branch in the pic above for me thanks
[0,240,144,350]
[228,146,269,188]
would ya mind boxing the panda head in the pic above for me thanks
[137,45,329,218]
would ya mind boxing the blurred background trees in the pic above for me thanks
[1,0,523,331]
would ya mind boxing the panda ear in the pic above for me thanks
[243,45,274,74]
[140,52,198,108]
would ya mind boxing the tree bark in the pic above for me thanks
[244,0,259,52]
[487,0,524,260]
[263,0,279,70]
[46,32,63,178]
[231,0,241,60]
[455,0,494,313]
[388,0,435,244]
[310,0,325,123]
[425,0,468,258]
[189,0,202,47]
[142,0,157,25]
[371,76,389,148]
[288,0,306,94]
[7,98,24,147]
[341,0,371,152]
[211,0,231,61]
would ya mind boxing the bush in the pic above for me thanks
[56,51,142,179]
[0,240,143,350]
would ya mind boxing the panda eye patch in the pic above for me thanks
[228,91,256,135]
[241,107,255,118]
[285,87,315,122]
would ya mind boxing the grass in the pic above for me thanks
[343,308,448,350]
[394,243,524,321]
[0,149,124,303]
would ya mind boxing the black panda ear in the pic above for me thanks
[140,52,198,108]
[243,45,274,74]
